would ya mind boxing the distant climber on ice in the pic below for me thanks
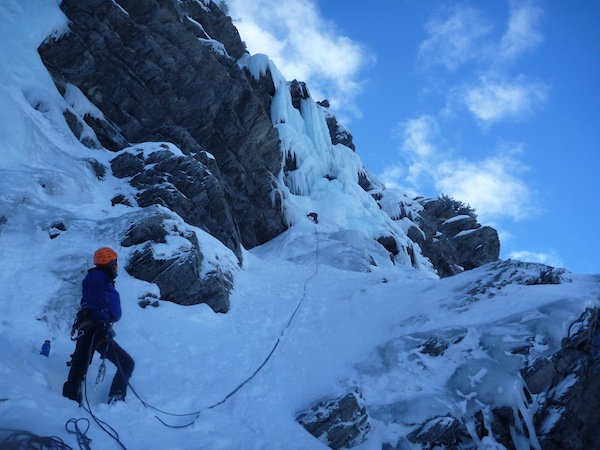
[63,247,135,405]
[307,212,319,224]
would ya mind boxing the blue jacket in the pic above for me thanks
[81,267,122,324]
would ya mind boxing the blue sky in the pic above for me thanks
[228,0,600,274]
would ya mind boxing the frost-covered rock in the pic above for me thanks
[39,0,287,250]
[406,415,469,448]
[352,262,599,449]
[111,144,242,260]
[523,307,600,450]
[296,391,371,449]
[462,259,570,299]
[390,195,500,277]
[122,207,235,312]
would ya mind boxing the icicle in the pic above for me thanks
[509,379,541,450]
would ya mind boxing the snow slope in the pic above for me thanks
[2,231,599,449]
[1,2,600,449]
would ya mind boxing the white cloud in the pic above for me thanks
[461,74,548,124]
[381,149,539,222]
[499,1,544,61]
[392,114,442,187]
[418,5,492,71]
[418,1,544,72]
[379,2,549,228]
[387,117,538,221]
[508,250,564,268]
[434,151,538,221]
[397,115,440,159]
[416,2,547,127]
[228,0,372,120]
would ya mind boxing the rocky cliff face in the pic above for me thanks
[523,307,600,449]
[39,0,291,311]
[407,195,500,277]
[39,0,286,256]
[377,191,500,277]
[38,0,499,305]
[400,303,600,450]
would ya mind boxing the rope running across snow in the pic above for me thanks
[122,224,322,427]
[59,225,321,442]
[206,223,321,409]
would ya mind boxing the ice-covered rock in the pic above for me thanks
[296,391,371,449]
[406,195,500,277]
[39,0,287,250]
[111,144,242,259]
[122,207,236,312]
[524,307,600,449]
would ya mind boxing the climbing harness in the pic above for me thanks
[69,308,94,341]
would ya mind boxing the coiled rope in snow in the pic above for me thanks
[0,415,93,449]
[0,429,74,450]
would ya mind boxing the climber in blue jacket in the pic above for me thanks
[82,259,122,324]
[63,247,134,405]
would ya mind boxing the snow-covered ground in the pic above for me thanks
[1,229,599,449]
[1,1,600,449]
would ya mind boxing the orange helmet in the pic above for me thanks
[93,247,118,266]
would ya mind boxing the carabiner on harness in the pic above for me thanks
[94,359,106,392]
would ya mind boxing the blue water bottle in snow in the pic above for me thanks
[40,340,51,357]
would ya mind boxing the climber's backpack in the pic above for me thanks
[69,307,94,340]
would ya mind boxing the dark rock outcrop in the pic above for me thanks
[121,208,233,312]
[403,196,500,277]
[289,79,310,111]
[376,236,399,257]
[48,222,67,240]
[296,391,371,449]
[523,307,600,450]
[322,105,356,152]
[406,415,469,448]
[111,145,242,259]
[39,0,287,250]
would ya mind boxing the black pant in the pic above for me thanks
[63,328,134,403]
